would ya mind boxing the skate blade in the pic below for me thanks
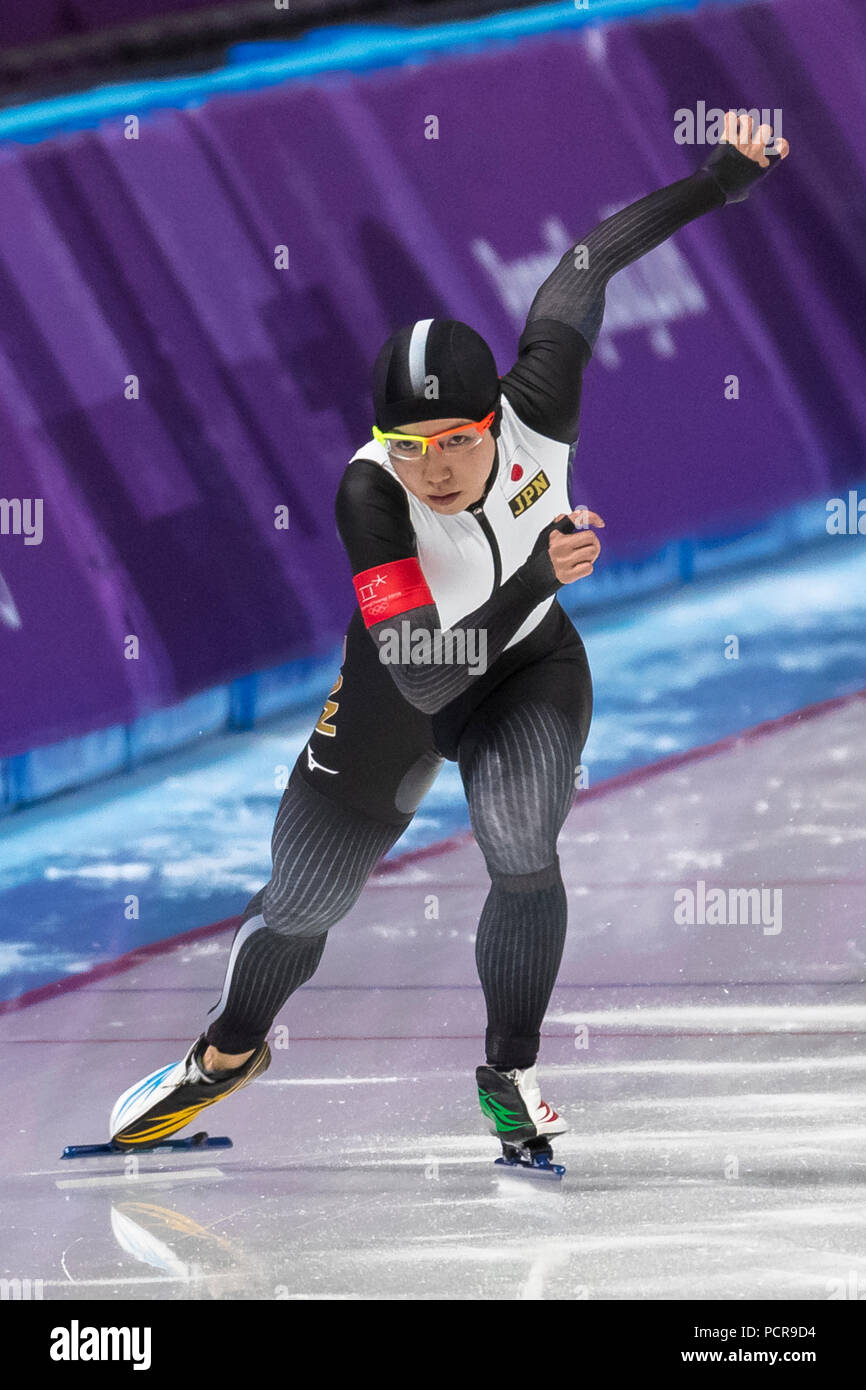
[61,1131,233,1159]
[494,1153,565,1180]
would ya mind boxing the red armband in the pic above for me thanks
[352,558,434,628]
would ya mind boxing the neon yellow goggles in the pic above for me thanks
[372,411,496,462]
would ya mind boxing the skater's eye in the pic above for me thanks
[388,437,425,459]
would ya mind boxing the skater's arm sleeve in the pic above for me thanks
[501,145,780,442]
[335,459,569,715]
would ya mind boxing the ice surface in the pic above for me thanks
[2,541,865,1001]
[1,695,864,1300]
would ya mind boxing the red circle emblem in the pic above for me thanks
[511,464,524,482]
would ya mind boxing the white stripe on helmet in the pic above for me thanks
[407,318,434,395]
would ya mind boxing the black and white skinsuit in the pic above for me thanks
[204,143,780,1069]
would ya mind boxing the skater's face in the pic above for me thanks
[386,416,496,514]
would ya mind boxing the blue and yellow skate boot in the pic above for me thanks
[110,1035,270,1150]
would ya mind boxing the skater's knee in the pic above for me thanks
[261,878,349,938]
[471,803,568,882]
[488,855,562,893]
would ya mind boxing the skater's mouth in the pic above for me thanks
[428,490,461,505]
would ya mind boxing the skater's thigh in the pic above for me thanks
[292,608,444,825]
[261,771,406,936]
[458,633,591,784]
[456,656,589,876]
[257,609,443,938]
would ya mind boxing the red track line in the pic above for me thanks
[3,684,864,1019]
[0,915,241,1018]
[375,685,866,876]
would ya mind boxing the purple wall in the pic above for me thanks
[1,0,865,759]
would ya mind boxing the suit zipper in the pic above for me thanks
[471,504,502,594]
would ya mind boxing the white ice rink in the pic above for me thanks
[1,692,864,1301]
